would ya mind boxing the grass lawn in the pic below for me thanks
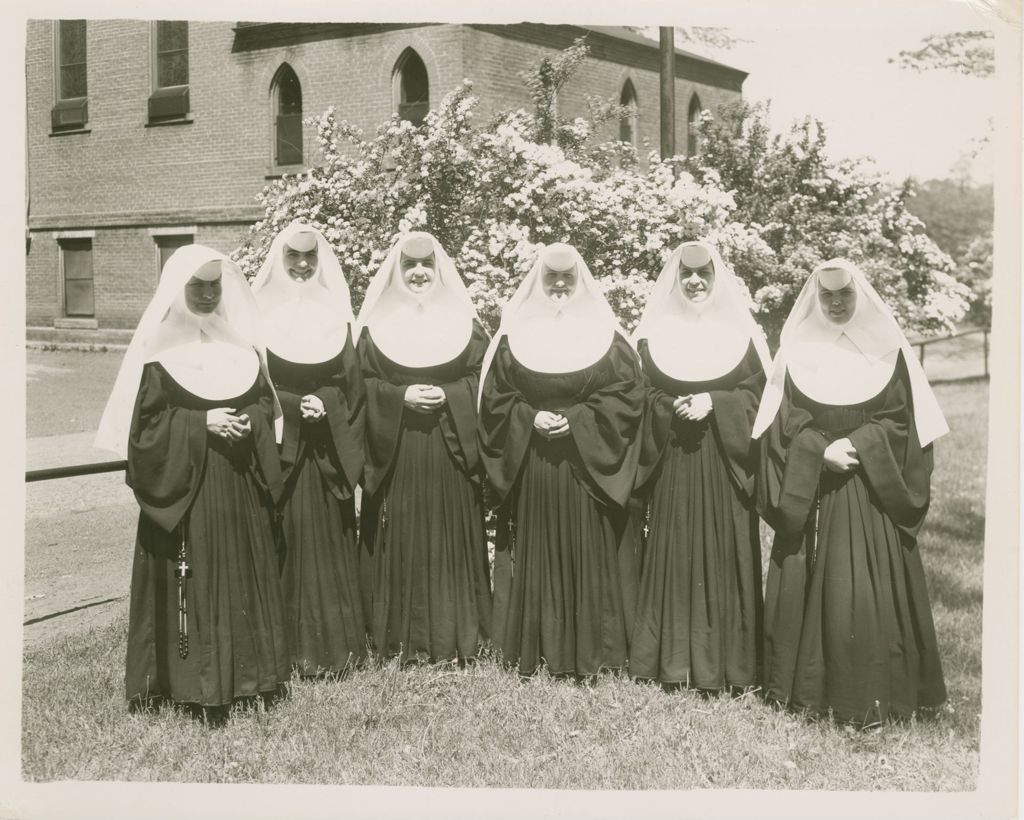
[21,378,986,790]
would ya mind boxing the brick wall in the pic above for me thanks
[461,27,740,153]
[26,21,741,333]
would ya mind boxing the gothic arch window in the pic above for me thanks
[687,94,703,156]
[272,63,303,166]
[393,48,429,126]
[619,79,638,146]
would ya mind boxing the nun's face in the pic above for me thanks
[283,243,319,283]
[817,281,857,324]
[542,265,578,303]
[401,252,436,294]
[678,262,715,303]
[184,270,222,315]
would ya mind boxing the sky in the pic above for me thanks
[655,2,1000,184]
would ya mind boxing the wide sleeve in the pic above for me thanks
[708,344,767,500]
[237,370,285,506]
[271,376,303,485]
[634,341,679,493]
[357,327,407,497]
[561,333,645,509]
[756,377,828,537]
[437,320,488,479]
[126,364,207,533]
[478,336,538,505]
[312,330,366,497]
[845,354,934,540]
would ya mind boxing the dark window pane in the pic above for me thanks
[619,117,633,144]
[157,235,193,276]
[620,81,637,144]
[688,96,702,156]
[59,20,86,65]
[277,69,301,116]
[58,20,87,99]
[157,51,189,88]
[156,21,188,53]
[273,65,302,163]
[155,22,188,88]
[399,51,429,104]
[276,115,303,165]
[60,65,87,99]
[65,280,94,317]
[61,240,94,317]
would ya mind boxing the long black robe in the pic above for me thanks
[357,321,491,662]
[479,333,644,677]
[125,362,290,708]
[630,340,765,688]
[268,329,366,676]
[757,351,946,723]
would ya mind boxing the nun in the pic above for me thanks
[752,259,948,725]
[251,221,366,677]
[95,245,290,715]
[478,242,644,678]
[355,231,491,663]
[629,240,771,690]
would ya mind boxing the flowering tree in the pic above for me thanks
[682,101,970,340]
[890,31,995,78]
[234,47,967,344]
[234,79,767,334]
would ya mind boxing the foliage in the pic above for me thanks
[235,44,969,344]
[891,31,995,78]
[905,178,993,262]
[955,233,993,330]
[903,178,993,328]
[682,101,970,339]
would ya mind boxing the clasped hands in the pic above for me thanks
[823,437,860,473]
[404,384,447,413]
[673,392,712,421]
[534,410,570,439]
[206,407,251,441]
[300,394,325,422]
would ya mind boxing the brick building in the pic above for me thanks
[25,21,746,341]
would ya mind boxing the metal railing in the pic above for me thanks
[908,325,989,378]
[26,460,126,483]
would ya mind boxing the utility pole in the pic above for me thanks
[659,26,676,159]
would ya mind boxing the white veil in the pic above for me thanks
[354,231,480,367]
[94,244,283,457]
[751,258,949,446]
[632,240,771,380]
[478,243,630,404]
[250,220,354,364]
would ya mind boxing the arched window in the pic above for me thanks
[272,64,303,166]
[393,48,429,127]
[687,94,703,157]
[619,79,638,146]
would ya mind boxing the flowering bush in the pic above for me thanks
[683,102,970,339]
[235,49,968,344]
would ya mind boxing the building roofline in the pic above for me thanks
[468,24,746,89]
[231,22,747,90]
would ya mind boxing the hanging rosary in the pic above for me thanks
[175,526,192,659]
[807,488,821,578]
